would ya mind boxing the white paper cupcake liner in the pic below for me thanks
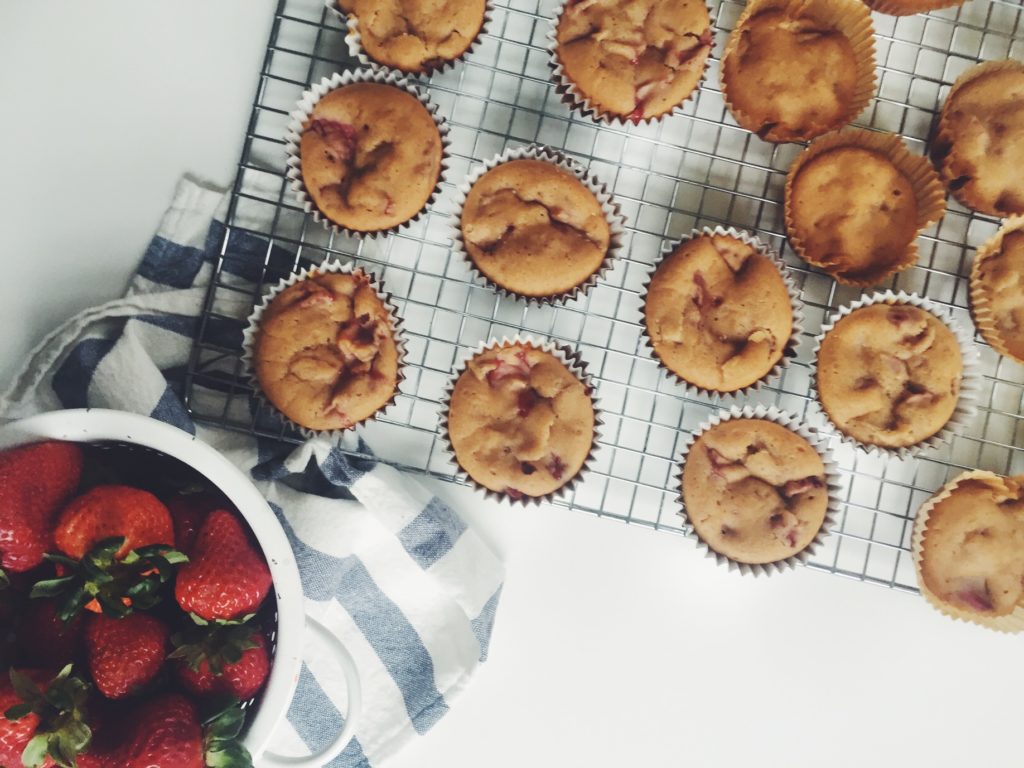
[439,334,603,507]
[449,144,626,305]
[327,0,495,76]
[675,404,843,576]
[547,1,714,126]
[970,215,1024,365]
[810,290,982,460]
[284,69,451,239]
[638,226,804,399]
[241,259,408,440]
[912,469,1024,633]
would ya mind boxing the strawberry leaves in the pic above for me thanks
[0,567,8,590]
[201,698,254,768]
[169,619,260,677]
[4,666,92,768]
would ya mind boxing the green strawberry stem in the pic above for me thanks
[0,567,8,590]
[201,698,253,768]
[4,666,92,768]
[170,621,260,677]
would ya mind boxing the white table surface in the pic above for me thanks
[1,3,1020,767]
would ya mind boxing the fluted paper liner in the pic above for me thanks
[720,0,876,143]
[241,260,408,440]
[450,144,626,305]
[784,128,947,287]
[284,69,451,239]
[439,334,602,507]
[638,226,804,398]
[546,0,713,126]
[933,59,1024,217]
[912,470,1024,633]
[327,0,494,76]
[970,216,1024,365]
[810,290,981,460]
[675,404,842,577]
[863,0,964,18]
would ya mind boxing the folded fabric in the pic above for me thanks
[0,176,504,768]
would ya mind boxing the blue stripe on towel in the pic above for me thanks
[137,236,207,289]
[470,587,502,662]
[51,337,118,408]
[288,664,368,768]
[150,383,196,434]
[397,497,468,571]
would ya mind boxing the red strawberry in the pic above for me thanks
[164,491,227,557]
[93,694,203,768]
[55,485,173,560]
[17,599,84,667]
[85,613,168,699]
[175,510,271,622]
[0,441,83,572]
[0,669,52,768]
[175,630,270,701]
[0,666,92,768]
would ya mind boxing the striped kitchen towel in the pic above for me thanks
[0,176,504,767]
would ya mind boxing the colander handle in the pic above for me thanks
[259,614,363,767]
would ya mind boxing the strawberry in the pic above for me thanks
[93,694,203,768]
[0,441,83,573]
[16,599,84,668]
[85,613,168,700]
[172,626,270,701]
[0,666,93,768]
[55,485,173,560]
[175,510,271,622]
[164,491,227,557]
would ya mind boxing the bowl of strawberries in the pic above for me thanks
[0,409,360,768]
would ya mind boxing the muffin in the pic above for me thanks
[682,417,829,565]
[446,341,595,500]
[933,60,1024,218]
[785,130,946,286]
[863,0,964,16]
[971,217,1024,364]
[816,302,962,449]
[459,158,613,299]
[553,0,713,123]
[338,0,487,73]
[297,81,443,233]
[916,471,1024,625]
[643,230,795,392]
[720,0,874,143]
[251,268,401,432]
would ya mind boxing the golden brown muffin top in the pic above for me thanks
[447,343,594,499]
[644,234,793,392]
[937,65,1024,217]
[339,0,487,73]
[921,474,1024,617]
[460,159,611,298]
[299,83,442,233]
[789,147,918,285]
[555,0,712,121]
[817,304,962,449]
[974,230,1024,362]
[254,271,399,431]
[683,418,828,565]
[722,8,858,142]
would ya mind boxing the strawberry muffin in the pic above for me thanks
[816,303,963,449]
[554,0,713,122]
[971,217,1024,364]
[682,418,829,565]
[460,158,612,299]
[298,82,443,233]
[446,342,595,499]
[643,231,794,392]
[252,268,401,431]
[863,0,963,16]
[338,0,488,73]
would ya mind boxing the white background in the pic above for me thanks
[1,3,1021,767]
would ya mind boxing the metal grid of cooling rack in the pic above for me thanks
[185,0,1024,592]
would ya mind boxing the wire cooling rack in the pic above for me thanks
[185,0,1024,592]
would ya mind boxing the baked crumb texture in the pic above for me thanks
[971,219,1024,364]
[554,0,712,122]
[643,233,793,392]
[446,343,595,500]
[682,418,829,565]
[817,303,962,449]
[253,270,400,432]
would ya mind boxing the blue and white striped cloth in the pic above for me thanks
[0,178,504,767]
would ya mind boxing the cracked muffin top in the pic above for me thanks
[644,233,793,392]
[338,0,487,73]
[788,147,918,285]
[299,83,442,233]
[973,226,1024,363]
[447,343,595,499]
[721,7,859,143]
[817,303,962,449]
[253,270,400,431]
[460,159,611,298]
[555,0,712,122]
[920,473,1024,617]
[683,418,828,565]
[935,63,1024,217]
